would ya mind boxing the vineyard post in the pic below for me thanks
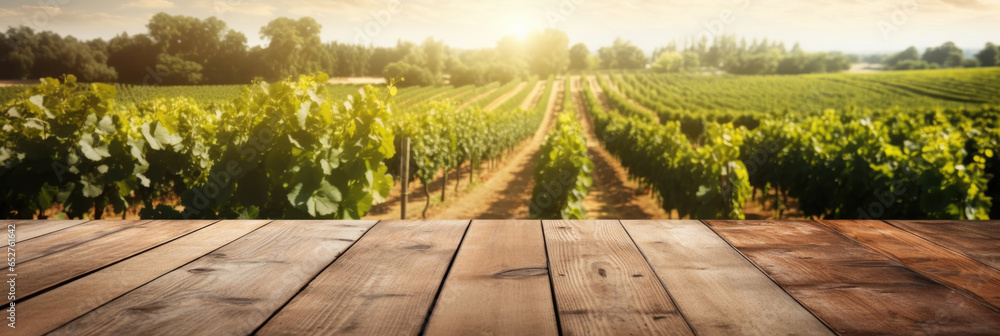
[401,137,410,219]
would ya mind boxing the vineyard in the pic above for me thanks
[1,67,998,220]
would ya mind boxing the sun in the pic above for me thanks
[510,22,528,39]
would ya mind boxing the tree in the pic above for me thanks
[0,27,116,82]
[962,59,981,68]
[383,61,433,87]
[883,46,920,68]
[598,38,647,69]
[682,51,700,71]
[922,42,963,67]
[145,13,252,84]
[976,42,999,67]
[259,17,324,80]
[421,37,446,81]
[107,33,159,84]
[651,52,684,72]
[569,43,590,71]
[525,28,570,77]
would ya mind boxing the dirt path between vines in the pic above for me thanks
[457,87,500,110]
[364,80,548,220]
[430,79,563,219]
[600,74,661,124]
[573,76,669,219]
[484,82,527,111]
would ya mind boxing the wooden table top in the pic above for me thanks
[3,219,999,335]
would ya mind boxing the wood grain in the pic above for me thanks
[543,220,693,336]
[887,220,1000,269]
[256,220,470,336]
[705,220,1000,335]
[819,220,1000,312]
[11,220,215,303]
[623,220,833,335]
[15,220,271,335]
[425,220,557,336]
[5,220,89,242]
[48,220,375,336]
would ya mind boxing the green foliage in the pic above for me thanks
[526,29,570,77]
[884,46,921,68]
[651,52,685,73]
[384,62,435,87]
[976,42,999,67]
[0,27,117,82]
[530,78,592,219]
[0,74,396,219]
[922,42,964,67]
[569,43,590,71]
[606,69,1000,219]
[598,38,648,69]
[742,109,994,219]
[582,75,751,219]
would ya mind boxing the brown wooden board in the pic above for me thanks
[887,220,1000,270]
[47,220,375,336]
[256,220,470,336]
[705,220,1000,335]
[425,220,557,336]
[5,220,89,242]
[15,220,271,335]
[623,220,833,335]
[820,220,1000,312]
[10,220,215,303]
[543,220,693,336]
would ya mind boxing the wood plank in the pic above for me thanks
[705,220,1000,335]
[543,220,693,336]
[425,220,558,336]
[6,220,89,241]
[887,220,1000,269]
[16,220,272,335]
[623,220,833,335]
[48,220,376,336]
[10,220,215,303]
[256,220,470,336]
[819,220,1000,312]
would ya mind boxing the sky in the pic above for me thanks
[0,0,997,54]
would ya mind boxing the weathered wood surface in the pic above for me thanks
[543,220,693,336]
[624,220,833,335]
[16,220,271,335]
[7,219,1000,335]
[705,220,1000,335]
[11,219,214,303]
[887,220,1000,269]
[425,220,558,336]
[8,220,88,241]
[49,220,374,336]
[819,219,1000,312]
[256,220,469,336]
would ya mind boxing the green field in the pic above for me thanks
[1,68,998,220]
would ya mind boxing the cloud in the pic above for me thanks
[939,0,987,9]
[0,6,140,25]
[193,0,276,16]
[123,0,176,9]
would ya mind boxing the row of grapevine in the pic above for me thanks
[529,77,592,219]
[391,77,552,217]
[741,107,997,219]
[1,74,396,219]
[611,74,761,140]
[582,76,751,219]
[610,69,998,219]
[615,68,1000,118]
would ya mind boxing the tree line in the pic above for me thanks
[883,42,999,70]
[5,12,990,86]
